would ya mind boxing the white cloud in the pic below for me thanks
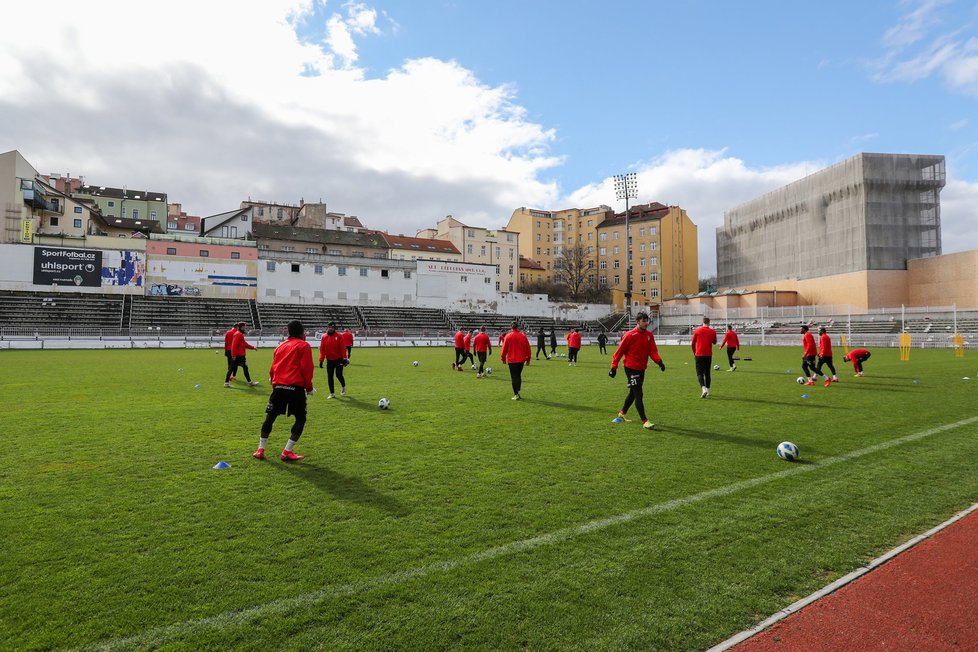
[0,0,558,236]
[940,176,978,254]
[948,118,968,129]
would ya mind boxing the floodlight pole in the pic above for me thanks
[613,172,638,318]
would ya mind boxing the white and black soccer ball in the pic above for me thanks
[486,367,492,375]
[777,441,800,462]
[471,364,477,370]
[796,377,806,384]
[713,364,720,370]
[412,361,419,367]
[378,397,390,410]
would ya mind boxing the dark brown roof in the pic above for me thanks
[375,232,460,254]
[253,222,388,248]
[519,255,545,270]
[597,202,670,227]
[76,185,167,203]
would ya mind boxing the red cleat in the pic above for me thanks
[823,379,832,387]
[804,381,815,386]
[280,450,304,462]
[252,448,265,460]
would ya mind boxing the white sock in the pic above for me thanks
[259,437,268,450]
[285,439,296,452]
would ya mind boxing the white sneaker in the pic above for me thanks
[223,382,231,388]
[248,381,259,387]
[340,387,346,396]
[327,393,335,399]
[701,386,709,398]
[512,394,521,400]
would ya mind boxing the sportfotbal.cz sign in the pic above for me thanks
[33,247,103,287]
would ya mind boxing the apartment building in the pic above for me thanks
[416,215,520,292]
[506,205,612,285]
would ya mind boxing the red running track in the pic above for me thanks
[730,506,978,651]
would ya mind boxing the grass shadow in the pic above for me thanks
[332,395,378,412]
[279,461,409,516]
[656,424,828,454]
[711,396,843,409]
[519,398,610,414]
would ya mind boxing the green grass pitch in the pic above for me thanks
[3,344,977,650]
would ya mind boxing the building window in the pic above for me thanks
[650,288,659,298]
[481,245,486,256]
[329,249,341,256]
[267,261,276,271]
[613,274,620,285]
[650,227,657,235]
[166,247,177,255]
[600,233,607,241]
[507,234,514,242]
[460,275,468,282]
[74,206,83,214]
[639,227,645,236]
[613,232,619,240]
[277,208,283,218]
[120,207,126,217]
[600,276,607,286]
[306,247,317,254]
[404,271,411,279]
[640,258,645,267]
[468,229,475,237]
[184,224,194,231]
[291,263,300,273]
[587,233,593,240]
[168,222,178,230]
[587,220,592,227]
[132,209,139,219]
[241,215,247,221]
[599,261,607,270]
[650,242,657,251]
[73,219,82,228]
[640,273,646,283]
[283,246,295,252]
[508,282,514,291]
[613,246,620,255]
[613,260,620,269]
[467,244,473,254]
[640,243,646,252]
[484,277,491,284]
[314,265,323,275]
[338,266,347,276]
[231,252,240,259]
[650,257,658,266]
[536,234,541,241]
[588,260,594,268]
[495,246,500,257]
[509,249,514,259]
[259,207,264,216]
[222,225,238,238]
[259,244,270,250]
[107,201,115,207]
[651,273,658,282]
[359,267,368,277]
[536,248,541,256]
[199,250,209,257]
[508,265,514,275]
[599,247,606,255]
[381,269,389,278]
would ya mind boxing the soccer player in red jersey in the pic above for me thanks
[453,329,466,370]
[609,312,666,429]
[319,322,348,398]
[225,323,258,387]
[800,324,819,385]
[500,322,531,400]
[566,328,582,365]
[843,348,871,376]
[253,320,315,462]
[691,316,717,398]
[463,330,475,366]
[719,324,740,371]
[223,322,241,380]
[816,326,839,385]
[341,327,354,360]
[473,326,492,377]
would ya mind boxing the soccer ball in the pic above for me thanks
[796,377,806,384]
[471,364,477,370]
[777,441,800,462]
[378,397,390,410]
[713,364,720,370]
[486,367,493,374]
[412,361,419,367]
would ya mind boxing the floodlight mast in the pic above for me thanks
[613,172,638,318]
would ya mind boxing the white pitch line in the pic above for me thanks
[706,500,978,652]
[80,415,978,652]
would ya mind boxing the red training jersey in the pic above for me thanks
[230,329,255,357]
[463,334,472,351]
[691,325,717,356]
[224,328,236,352]
[500,330,531,364]
[341,330,353,347]
[319,332,345,362]
[720,330,739,350]
[611,326,662,371]
[454,331,465,348]
[474,332,491,353]
[269,336,314,391]
[802,332,817,357]
[819,333,833,357]
[567,331,581,348]
[498,333,506,346]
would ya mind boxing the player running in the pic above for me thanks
[253,320,315,462]
[474,326,492,378]
[719,324,739,371]
[816,326,840,386]
[609,312,665,429]
[225,323,259,387]
[800,325,819,385]
[319,322,348,398]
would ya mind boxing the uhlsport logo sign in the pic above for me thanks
[33,247,103,287]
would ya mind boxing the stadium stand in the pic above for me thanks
[257,303,361,333]
[0,291,123,331]
[519,315,556,334]
[129,296,253,333]
[448,312,513,333]
[358,306,452,335]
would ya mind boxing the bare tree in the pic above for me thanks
[554,244,592,301]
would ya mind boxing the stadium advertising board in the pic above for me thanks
[418,261,493,276]
[33,247,103,287]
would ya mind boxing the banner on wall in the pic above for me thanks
[32,247,103,287]
[21,219,33,244]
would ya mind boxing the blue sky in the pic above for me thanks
[1,0,977,276]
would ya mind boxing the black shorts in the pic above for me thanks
[266,386,307,418]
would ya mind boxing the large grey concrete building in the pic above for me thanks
[716,153,945,287]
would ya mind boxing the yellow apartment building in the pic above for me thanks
[506,205,612,284]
